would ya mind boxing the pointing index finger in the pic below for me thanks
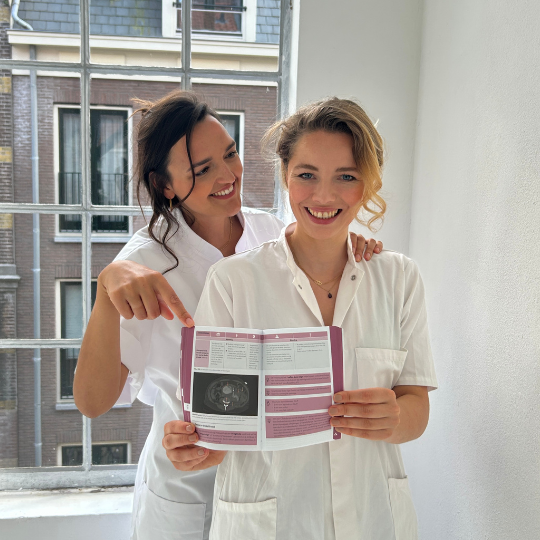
[154,277,194,326]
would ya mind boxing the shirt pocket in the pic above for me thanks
[134,481,206,540]
[355,347,408,389]
[388,477,419,540]
[210,498,277,540]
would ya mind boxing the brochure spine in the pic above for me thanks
[330,326,344,441]
[180,326,195,423]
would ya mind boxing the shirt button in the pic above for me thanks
[298,284,302,289]
[351,275,356,281]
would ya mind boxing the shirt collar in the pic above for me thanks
[278,224,365,276]
[277,224,365,327]
[170,208,246,262]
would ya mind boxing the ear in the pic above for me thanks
[162,184,175,200]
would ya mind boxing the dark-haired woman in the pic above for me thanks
[73,91,382,540]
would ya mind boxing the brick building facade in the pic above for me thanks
[2,1,279,468]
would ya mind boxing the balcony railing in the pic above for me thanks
[58,172,129,233]
[176,1,246,36]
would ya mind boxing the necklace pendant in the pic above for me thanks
[328,293,332,299]
[315,280,323,286]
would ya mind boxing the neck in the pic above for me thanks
[287,226,349,280]
[185,211,233,251]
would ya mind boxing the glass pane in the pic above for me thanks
[90,0,181,68]
[10,213,85,340]
[9,2,81,63]
[179,0,280,72]
[91,404,152,467]
[11,70,82,204]
[194,83,278,209]
[0,348,85,468]
[192,1,244,35]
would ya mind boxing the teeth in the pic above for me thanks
[308,208,339,219]
[212,184,234,197]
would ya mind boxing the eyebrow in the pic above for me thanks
[292,164,357,172]
[187,141,236,172]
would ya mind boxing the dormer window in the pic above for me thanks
[176,1,247,38]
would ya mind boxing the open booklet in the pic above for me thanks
[178,325,344,451]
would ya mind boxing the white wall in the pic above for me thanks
[405,0,540,538]
[296,0,540,538]
[295,0,424,253]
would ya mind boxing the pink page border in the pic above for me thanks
[180,326,195,423]
[330,326,344,440]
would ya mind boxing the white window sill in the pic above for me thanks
[54,235,131,244]
[0,487,133,519]
[55,402,132,411]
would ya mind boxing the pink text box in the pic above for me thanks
[196,428,257,446]
[265,412,331,438]
[265,373,331,386]
[265,395,332,413]
[265,385,332,396]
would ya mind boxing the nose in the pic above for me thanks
[311,179,336,205]
[216,159,238,184]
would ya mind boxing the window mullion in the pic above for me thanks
[274,0,293,215]
[80,0,93,473]
[181,0,192,90]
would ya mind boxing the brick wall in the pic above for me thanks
[10,75,276,467]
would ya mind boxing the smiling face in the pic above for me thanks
[163,115,242,221]
[286,130,364,241]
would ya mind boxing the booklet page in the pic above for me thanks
[262,328,339,451]
[188,327,264,451]
[180,326,343,451]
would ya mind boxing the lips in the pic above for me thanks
[303,206,343,225]
[211,181,236,199]
[306,207,342,219]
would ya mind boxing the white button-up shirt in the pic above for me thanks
[114,208,284,540]
[194,227,438,540]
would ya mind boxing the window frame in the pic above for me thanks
[57,441,131,467]
[217,110,245,168]
[0,0,292,491]
[174,0,258,42]
[53,104,134,241]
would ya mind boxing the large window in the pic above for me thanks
[58,108,130,234]
[0,0,291,490]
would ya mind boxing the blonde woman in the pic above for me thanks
[166,97,437,539]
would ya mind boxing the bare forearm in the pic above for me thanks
[385,393,429,445]
[73,281,125,418]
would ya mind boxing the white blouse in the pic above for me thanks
[194,227,438,540]
[114,208,284,540]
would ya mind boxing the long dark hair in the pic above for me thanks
[133,91,220,272]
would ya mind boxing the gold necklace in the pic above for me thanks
[219,217,233,251]
[290,249,344,299]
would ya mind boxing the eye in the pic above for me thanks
[226,150,238,159]
[298,172,314,179]
[340,174,356,181]
[195,166,210,177]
